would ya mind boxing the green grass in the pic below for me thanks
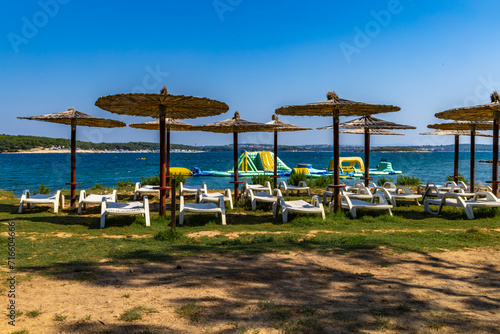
[119,306,158,322]
[25,309,42,318]
[0,188,499,276]
[53,313,67,322]
[175,302,205,323]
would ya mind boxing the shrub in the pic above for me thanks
[33,183,50,195]
[446,173,469,185]
[251,174,272,185]
[170,172,186,185]
[377,176,393,186]
[313,175,335,188]
[154,229,186,242]
[90,183,103,191]
[397,175,420,186]
[288,171,312,186]
[141,175,160,185]
[116,179,132,187]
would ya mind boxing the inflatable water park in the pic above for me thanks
[172,151,402,178]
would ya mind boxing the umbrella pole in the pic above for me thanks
[470,126,476,193]
[333,112,341,211]
[493,114,499,195]
[454,135,460,184]
[233,131,239,199]
[166,125,171,198]
[363,129,371,187]
[274,130,278,190]
[159,109,167,216]
[70,119,77,208]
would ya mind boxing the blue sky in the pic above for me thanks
[2,0,500,147]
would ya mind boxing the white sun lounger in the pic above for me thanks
[179,182,207,201]
[18,189,64,214]
[278,180,310,196]
[242,181,272,194]
[179,195,226,225]
[424,191,500,219]
[273,195,325,223]
[100,196,150,228]
[134,182,160,200]
[376,186,422,207]
[78,189,117,214]
[198,188,233,209]
[335,190,393,218]
[244,188,282,210]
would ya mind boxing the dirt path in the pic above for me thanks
[2,249,499,333]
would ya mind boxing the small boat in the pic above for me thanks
[136,158,146,160]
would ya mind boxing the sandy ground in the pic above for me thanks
[2,249,499,334]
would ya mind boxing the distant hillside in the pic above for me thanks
[0,134,198,153]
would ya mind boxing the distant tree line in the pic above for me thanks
[0,134,199,152]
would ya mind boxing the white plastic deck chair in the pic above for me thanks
[380,182,397,193]
[179,195,226,225]
[278,180,310,196]
[179,182,207,202]
[376,186,422,207]
[242,181,272,194]
[18,189,64,214]
[424,191,500,219]
[198,188,233,209]
[417,181,456,195]
[335,189,393,218]
[100,196,150,228]
[273,195,325,223]
[133,182,160,200]
[475,181,492,192]
[78,189,117,214]
[244,188,282,210]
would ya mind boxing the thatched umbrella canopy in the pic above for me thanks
[426,121,493,190]
[277,91,400,210]
[435,92,500,194]
[262,114,311,189]
[340,128,404,135]
[319,115,414,186]
[190,111,276,198]
[18,108,126,207]
[129,119,194,193]
[96,86,229,217]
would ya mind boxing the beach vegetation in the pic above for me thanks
[377,176,393,186]
[90,183,103,191]
[175,302,205,323]
[170,172,186,185]
[119,306,158,322]
[33,183,50,195]
[312,175,335,188]
[396,175,420,186]
[251,174,272,186]
[287,171,312,186]
[53,313,68,322]
[116,179,132,187]
[26,309,42,318]
[446,173,469,184]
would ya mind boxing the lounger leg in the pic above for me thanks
[282,209,288,223]
[221,212,226,225]
[415,199,421,206]
[272,202,277,218]
[464,207,475,219]
[321,210,325,220]
[100,212,106,229]
[18,201,24,213]
[387,208,393,216]
[252,200,256,211]
[54,199,59,214]
[133,192,138,200]
[350,208,357,218]
[78,202,83,214]
[179,210,184,226]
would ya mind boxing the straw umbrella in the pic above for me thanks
[95,86,229,217]
[264,114,311,189]
[435,92,500,194]
[190,111,275,198]
[276,91,400,211]
[427,121,493,191]
[420,128,493,184]
[319,115,415,187]
[18,108,126,208]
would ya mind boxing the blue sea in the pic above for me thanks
[0,151,496,197]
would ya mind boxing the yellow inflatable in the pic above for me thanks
[170,167,193,176]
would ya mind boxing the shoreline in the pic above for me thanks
[2,149,204,154]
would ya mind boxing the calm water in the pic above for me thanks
[0,151,496,197]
